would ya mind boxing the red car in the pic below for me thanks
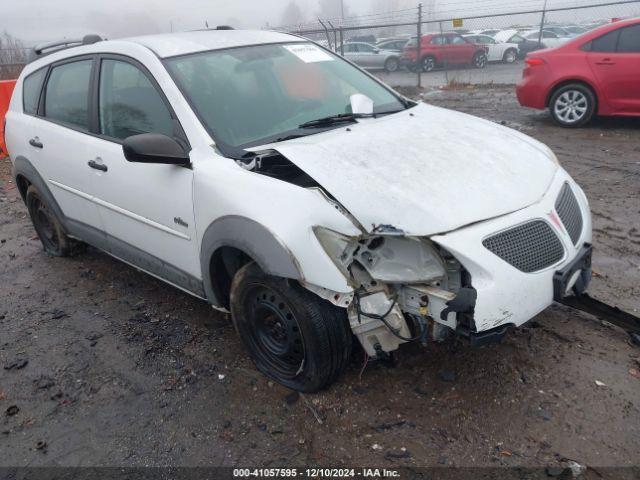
[401,33,488,72]
[517,18,640,127]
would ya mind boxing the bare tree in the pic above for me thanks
[0,32,27,80]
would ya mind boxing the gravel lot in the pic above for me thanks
[1,86,639,475]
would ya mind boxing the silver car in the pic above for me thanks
[341,42,400,72]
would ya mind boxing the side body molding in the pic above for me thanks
[200,216,304,305]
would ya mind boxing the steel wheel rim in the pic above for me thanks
[244,285,305,379]
[554,90,588,123]
[423,57,434,71]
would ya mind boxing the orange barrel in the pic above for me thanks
[0,80,17,157]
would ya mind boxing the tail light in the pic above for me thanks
[525,57,545,67]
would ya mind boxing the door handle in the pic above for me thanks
[88,160,108,172]
[595,58,616,65]
[29,138,43,149]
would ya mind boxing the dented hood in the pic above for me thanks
[272,103,558,236]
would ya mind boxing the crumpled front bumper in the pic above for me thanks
[432,168,592,333]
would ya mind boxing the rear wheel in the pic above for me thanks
[421,56,435,72]
[502,48,517,64]
[472,51,487,69]
[384,57,400,73]
[25,185,74,257]
[549,84,595,127]
[230,263,352,392]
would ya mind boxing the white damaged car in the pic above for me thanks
[6,29,593,391]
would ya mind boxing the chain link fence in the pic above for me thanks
[278,0,640,88]
[1,1,638,85]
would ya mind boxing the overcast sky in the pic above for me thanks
[2,0,634,45]
[3,0,382,44]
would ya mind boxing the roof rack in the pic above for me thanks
[28,34,103,63]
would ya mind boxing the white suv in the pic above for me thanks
[6,30,593,392]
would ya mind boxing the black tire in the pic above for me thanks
[230,263,352,392]
[472,51,487,69]
[384,57,400,73]
[421,56,435,72]
[25,185,74,257]
[502,48,517,64]
[549,83,596,127]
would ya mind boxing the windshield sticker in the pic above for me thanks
[284,44,334,63]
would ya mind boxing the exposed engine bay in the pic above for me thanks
[314,231,474,357]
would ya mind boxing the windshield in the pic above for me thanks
[165,42,406,149]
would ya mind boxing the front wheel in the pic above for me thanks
[230,263,352,392]
[549,84,595,127]
[472,52,487,69]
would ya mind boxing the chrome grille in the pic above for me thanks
[555,183,583,245]
[483,220,564,273]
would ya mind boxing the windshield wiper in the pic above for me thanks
[299,107,413,129]
[299,113,364,129]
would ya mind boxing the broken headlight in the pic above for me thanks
[313,227,354,277]
[355,236,446,283]
[314,227,446,284]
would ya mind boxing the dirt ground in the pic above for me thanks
[1,87,639,475]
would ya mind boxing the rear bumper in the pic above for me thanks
[433,168,592,333]
[516,68,550,109]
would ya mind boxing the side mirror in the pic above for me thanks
[123,133,190,166]
[373,48,381,53]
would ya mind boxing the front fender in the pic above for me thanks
[193,157,362,303]
[200,215,303,305]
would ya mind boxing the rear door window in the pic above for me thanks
[617,25,640,52]
[589,30,620,52]
[22,68,47,115]
[44,59,93,130]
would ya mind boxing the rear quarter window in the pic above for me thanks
[589,29,620,52]
[22,68,47,115]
